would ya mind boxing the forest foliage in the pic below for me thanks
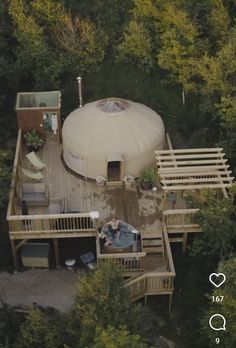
[0,263,155,348]
[0,0,236,161]
[1,1,236,348]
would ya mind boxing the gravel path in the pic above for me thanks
[0,269,80,312]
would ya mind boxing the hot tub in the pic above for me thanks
[101,221,137,254]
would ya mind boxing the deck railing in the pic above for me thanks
[162,223,175,273]
[124,271,175,301]
[8,213,96,239]
[123,224,175,300]
[96,236,146,271]
[96,224,176,299]
[7,129,22,218]
[7,129,97,239]
[163,208,201,233]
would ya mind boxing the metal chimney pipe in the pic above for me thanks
[77,76,83,108]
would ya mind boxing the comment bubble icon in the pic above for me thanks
[209,314,226,331]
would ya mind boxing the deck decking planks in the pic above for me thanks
[20,135,164,232]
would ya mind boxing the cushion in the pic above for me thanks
[22,183,46,194]
[23,193,46,202]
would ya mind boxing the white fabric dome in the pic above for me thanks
[62,98,165,180]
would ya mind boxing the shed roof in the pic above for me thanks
[16,91,61,110]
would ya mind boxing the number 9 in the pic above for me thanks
[216,338,220,344]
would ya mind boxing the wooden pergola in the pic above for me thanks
[155,148,234,197]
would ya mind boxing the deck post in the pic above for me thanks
[182,233,188,252]
[10,239,18,271]
[169,293,173,314]
[53,238,60,268]
[144,295,147,306]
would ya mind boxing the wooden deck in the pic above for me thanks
[142,253,168,272]
[18,134,164,232]
[7,131,177,306]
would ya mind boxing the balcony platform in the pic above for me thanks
[16,134,165,233]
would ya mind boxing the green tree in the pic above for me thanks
[157,3,200,94]
[197,27,236,157]
[201,256,236,347]
[207,0,230,50]
[117,20,153,69]
[8,0,107,89]
[117,0,202,103]
[186,188,236,259]
[14,308,61,348]
[215,95,236,156]
[0,150,13,209]
[69,262,156,347]
[91,326,152,348]
[63,0,132,44]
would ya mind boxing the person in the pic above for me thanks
[107,217,120,241]
[102,217,121,244]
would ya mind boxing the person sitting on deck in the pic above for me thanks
[103,217,121,244]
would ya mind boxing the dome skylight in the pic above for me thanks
[97,98,129,113]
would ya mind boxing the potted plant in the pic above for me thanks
[139,168,155,190]
[96,175,107,186]
[122,174,135,188]
[24,129,44,152]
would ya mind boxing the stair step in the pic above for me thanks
[167,224,201,233]
[142,239,162,246]
[142,232,162,238]
[143,246,163,253]
[169,237,184,243]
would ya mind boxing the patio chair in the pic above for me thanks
[20,183,49,207]
[21,168,44,181]
[26,151,46,171]
[80,252,96,270]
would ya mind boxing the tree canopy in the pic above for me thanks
[69,262,156,347]
[186,187,236,259]
[8,0,108,89]
[201,256,236,347]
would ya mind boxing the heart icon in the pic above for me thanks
[209,273,226,288]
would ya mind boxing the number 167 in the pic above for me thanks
[212,296,224,302]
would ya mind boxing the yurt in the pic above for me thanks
[62,98,165,182]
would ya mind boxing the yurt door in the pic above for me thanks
[106,153,124,182]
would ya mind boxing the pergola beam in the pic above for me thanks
[155,159,227,166]
[155,147,223,154]
[160,170,231,178]
[162,177,233,185]
[158,165,230,174]
[157,153,225,160]
[155,147,234,193]
[163,183,232,190]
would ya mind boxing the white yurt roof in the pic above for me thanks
[62,98,165,161]
[62,98,165,177]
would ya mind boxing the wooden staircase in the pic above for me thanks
[141,230,164,255]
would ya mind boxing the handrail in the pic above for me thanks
[8,212,92,220]
[163,208,201,233]
[7,129,22,218]
[163,208,199,215]
[124,271,175,301]
[124,271,175,286]
[162,223,176,275]
[8,213,95,236]
[97,252,146,259]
